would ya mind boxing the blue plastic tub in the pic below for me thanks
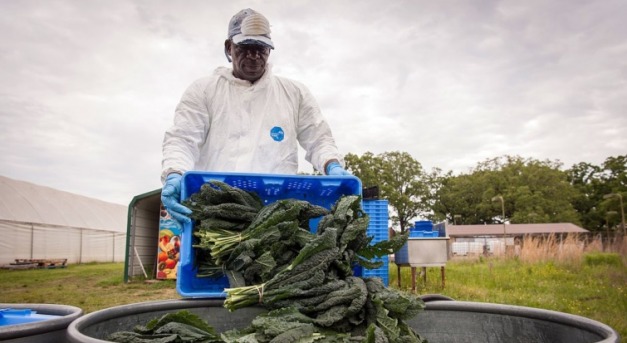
[177,172,366,298]
[434,222,447,237]
[409,230,439,238]
[0,304,83,343]
[409,230,424,238]
[0,309,59,326]
[414,220,433,231]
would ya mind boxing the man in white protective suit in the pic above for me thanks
[160,8,350,223]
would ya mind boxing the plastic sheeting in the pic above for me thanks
[0,176,128,265]
[0,221,126,264]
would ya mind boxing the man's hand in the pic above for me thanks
[161,173,192,224]
[326,161,351,176]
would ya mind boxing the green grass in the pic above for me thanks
[584,252,623,267]
[390,256,627,342]
[0,263,177,313]
[1,256,625,342]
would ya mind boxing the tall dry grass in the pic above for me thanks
[606,234,627,258]
[518,233,627,265]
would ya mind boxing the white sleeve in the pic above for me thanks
[295,82,344,173]
[161,79,211,183]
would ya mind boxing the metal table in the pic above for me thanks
[395,237,449,291]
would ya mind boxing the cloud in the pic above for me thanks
[0,0,625,204]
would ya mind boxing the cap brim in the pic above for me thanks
[232,34,274,49]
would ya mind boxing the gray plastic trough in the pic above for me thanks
[66,297,620,343]
[0,303,83,343]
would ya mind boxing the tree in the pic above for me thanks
[601,155,627,188]
[344,152,624,232]
[567,155,627,232]
[431,171,495,224]
[422,167,451,223]
[433,155,580,225]
[345,151,429,233]
[343,152,380,188]
[567,162,606,231]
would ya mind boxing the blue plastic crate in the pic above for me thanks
[360,199,390,285]
[362,200,389,246]
[355,257,389,286]
[177,172,363,298]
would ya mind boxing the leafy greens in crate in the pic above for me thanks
[174,179,427,343]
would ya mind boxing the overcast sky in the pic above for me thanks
[1,0,626,206]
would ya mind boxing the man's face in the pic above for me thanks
[226,40,271,82]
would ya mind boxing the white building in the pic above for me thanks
[0,175,127,265]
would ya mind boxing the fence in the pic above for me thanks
[0,220,126,265]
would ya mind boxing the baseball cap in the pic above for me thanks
[228,9,274,49]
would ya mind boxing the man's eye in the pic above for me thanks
[236,46,268,54]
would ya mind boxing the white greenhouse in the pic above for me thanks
[0,175,128,265]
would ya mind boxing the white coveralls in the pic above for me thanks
[161,65,344,182]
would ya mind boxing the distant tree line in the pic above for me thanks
[344,152,626,234]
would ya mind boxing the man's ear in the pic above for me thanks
[224,40,232,55]
[224,39,233,62]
